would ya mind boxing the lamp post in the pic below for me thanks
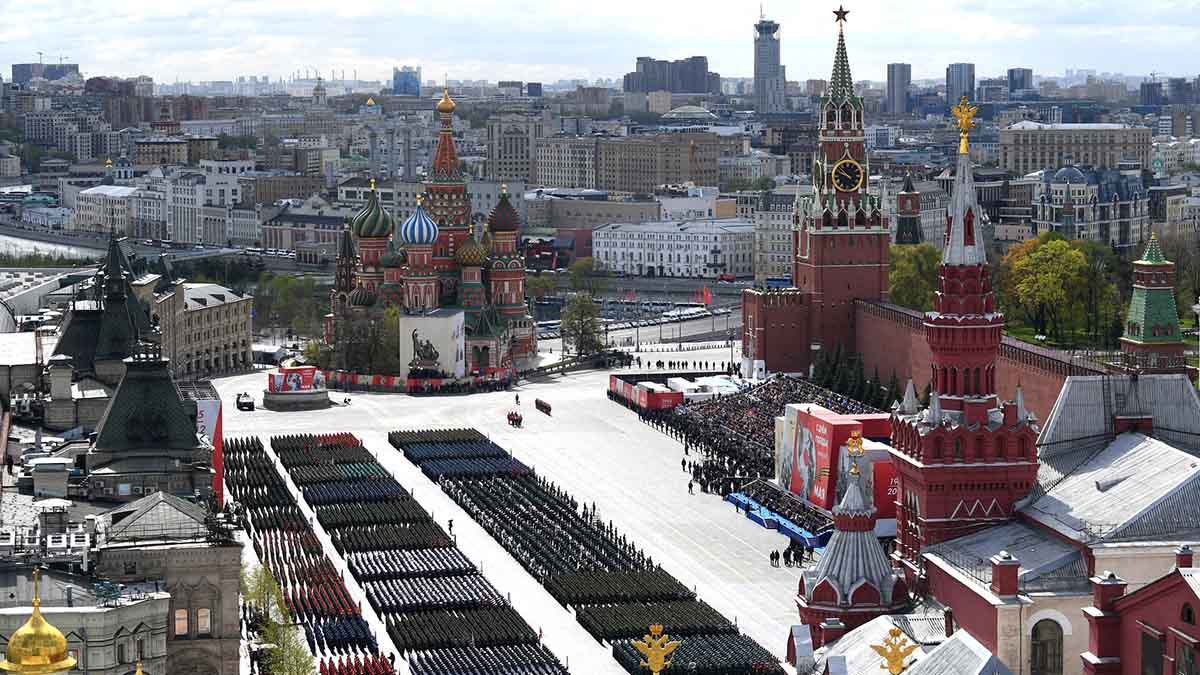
[1193,298,1200,388]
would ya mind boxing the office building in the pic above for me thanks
[1141,81,1165,107]
[623,56,720,94]
[11,62,80,85]
[392,66,421,97]
[976,77,1008,102]
[946,62,975,104]
[886,63,911,115]
[74,186,138,235]
[486,112,547,182]
[1006,67,1033,94]
[595,133,720,194]
[999,121,1152,173]
[536,136,599,189]
[526,82,543,98]
[593,219,755,279]
[754,16,787,114]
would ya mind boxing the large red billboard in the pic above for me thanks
[777,404,895,518]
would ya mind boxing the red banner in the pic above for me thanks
[873,460,898,519]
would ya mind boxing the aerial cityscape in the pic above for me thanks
[0,4,1199,675]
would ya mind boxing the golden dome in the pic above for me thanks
[366,97,376,106]
[0,569,76,675]
[436,86,456,114]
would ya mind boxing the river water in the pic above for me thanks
[0,233,103,260]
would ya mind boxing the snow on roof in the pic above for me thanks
[1007,121,1141,131]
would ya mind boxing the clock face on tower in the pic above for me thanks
[832,159,864,192]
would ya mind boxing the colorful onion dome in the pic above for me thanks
[456,224,490,267]
[400,195,439,246]
[436,86,456,114]
[352,179,394,239]
[349,283,376,307]
[486,185,520,233]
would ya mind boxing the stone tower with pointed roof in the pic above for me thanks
[741,7,890,378]
[425,85,472,305]
[1119,234,1188,374]
[895,173,923,245]
[798,432,910,647]
[888,119,1040,580]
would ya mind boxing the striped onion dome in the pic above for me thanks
[352,182,394,239]
[455,225,490,266]
[349,283,376,307]
[400,197,439,246]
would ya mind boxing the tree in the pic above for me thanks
[1012,239,1088,340]
[888,244,941,312]
[1071,239,1121,348]
[527,274,558,301]
[568,257,607,297]
[560,294,603,357]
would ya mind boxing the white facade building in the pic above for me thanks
[593,219,755,279]
[74,185,137,235]
[21,206,73,229]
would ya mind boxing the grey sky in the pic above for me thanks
[2,0,1197,85]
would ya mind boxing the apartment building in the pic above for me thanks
[486,112,547,182]
[535,136,599,189]
[74,185,138,235]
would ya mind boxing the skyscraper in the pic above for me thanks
[392,66,421,97]
[886,63,911,115]
[946,63,975,104]
[1006,67,1033,94]
[754,15,787,114]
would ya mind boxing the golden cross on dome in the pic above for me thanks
[871,627,919,674]
[951,95,978,155]
[847,430,865,476]
[633,624,681,674]
[833,5,850,24]
[415,193,424,207]
[369,177,376,192]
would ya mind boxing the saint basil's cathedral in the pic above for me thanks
[323,87,536,377]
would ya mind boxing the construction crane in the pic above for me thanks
[59,55,69,65]
[1149,71,1160,82]
[36,51,43,64]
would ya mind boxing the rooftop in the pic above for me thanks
[178,282,249,311]
[79,185,138,198]
[1007,121,1143,131]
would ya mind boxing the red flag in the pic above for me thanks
[703,286,713,306]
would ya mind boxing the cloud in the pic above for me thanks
[1,0,1196,84]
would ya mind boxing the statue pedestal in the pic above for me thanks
[261,389,332,412]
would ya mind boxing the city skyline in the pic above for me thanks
[2,1,1198,87]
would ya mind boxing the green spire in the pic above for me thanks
[1139,233,1166,264]
[829,23,854,99]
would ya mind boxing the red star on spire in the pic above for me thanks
[833,5,850,23]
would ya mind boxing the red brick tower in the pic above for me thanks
[888,99,1040,580]
[792,7,890,359]
[484,187,537,358]
[425,85,472,302]
[741,8,889,378]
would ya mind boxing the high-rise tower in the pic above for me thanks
[889,97,1039,578]
[792,5,889,361]
[754,12,787,114]
[886,63,911,115]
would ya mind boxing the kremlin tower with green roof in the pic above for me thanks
[1120,233,1189,374]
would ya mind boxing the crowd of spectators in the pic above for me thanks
[634,375,879,498]
[740,479,832,536]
